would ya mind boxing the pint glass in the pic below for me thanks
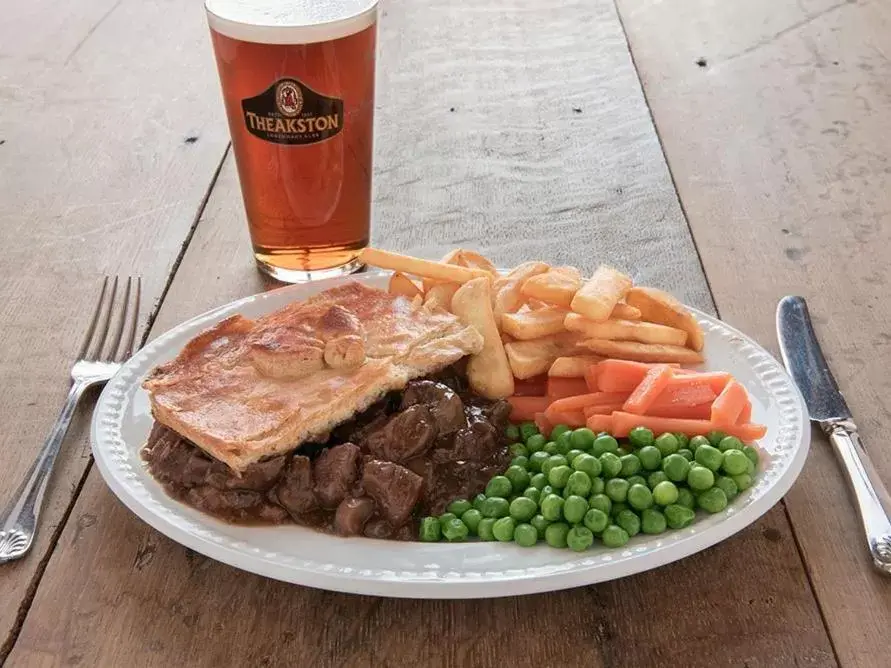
[206,0,378,282]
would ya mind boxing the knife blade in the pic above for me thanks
[776,295,891,575]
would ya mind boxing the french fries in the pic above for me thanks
[451,278,515,398]
[571,265,633,322]
[359,248,491,284]
[564,312,688,347]
[580,338,704,364]
[504,332,584,379]
[424,282,460,310]
[502,307,568,340]
[548,355,604,378]
[625,286,704,351]
[611,303,641,320]
[425,249,497,291]
[492,261,549,324]
[520,266,581,308]
[388,272,422,299]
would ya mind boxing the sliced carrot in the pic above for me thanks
[650,383,717,409]
[582,403,626,418]
[737,401,752,424]
[609,411,767,442]
[545,392,629,423]
[596,359,681,393]
[547,411,587,428]
[546,377,590,401]
[534,412,553,436]
[585,414,614,434]
[647,404,713,420]
[711,379,749,425]
[513,374,548,397]
[584,364,600,392]
[508,396,550,422]
[664,372,730,395]
[623,364,674,415]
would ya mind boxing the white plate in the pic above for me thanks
[92,271,810,598]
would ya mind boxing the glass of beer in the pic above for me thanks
[205,0,378,282]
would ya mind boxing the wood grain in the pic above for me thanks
[614,0,891,665]
[5,0,836,664]
[0,0,229,650]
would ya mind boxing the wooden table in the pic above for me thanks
[2,0,889,665]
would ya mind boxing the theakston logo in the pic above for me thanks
[242,78,343,145]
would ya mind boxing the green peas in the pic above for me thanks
[566,470,592,497]
[509,443,529,458]
[654,433,679,457]
[707,430,727,447]
[523,487,542,505]
[447,499,472,516]
[477,518,497,540]
[611,502,629,517]
[419,517,442,541]
[601,524,630,548]
[548,465,572,489]
[545,522,570,548]
[638,445,662,471]
[541,455,568,477]
[509,496,538,522]
[563,495,589,524]
[442,518,469,542]
[531,514,550,539]
[600,452,623,478]
[493,517,516,542]
[641,508,667,534]
[648,471,669,489]
[570,428,596,451]
[530,473,548,490]
[677,448,694,461]
[472,493,487,510]
[461,509,482,535]
[550,424,572,443]
[627,484,654,511]
[505,424,520,442]
[652,481,679,506]
[525,433,547,452]
[619,454,642,477]
[566,449,584,464]
[528,451,549,473]
[584,508,609,533]
[592,434,619,456]
[732,473,754,491]
[567,525,594,552]
[514,523,538,547]
[540,485,554,499]
[616,509,641,537]
[485,476,513,498]
[718,435,744,452]
[590,477,605,495]
[439,512,457,524]
[714,476,739,501]
[554,431,573,454]
[519,422,539,442]
[689,435,710,451]
[694,444,723,472]
[674,433,690,449]
[664,504,696,529]
[588,493,612,516]
[628,426,655,448]
[626,475,647,489]
[697,487,728,513]
[687,466,715,491]
[505,465,531,492]
[743,445,760,466]
[746,457,756,475]
[618,445,633,456]
[605,478,630,503]
[511,456,529,469]
[543,441,559,455]
[572,453,601,477]
[722,449,749,476]
[676,488,695,510]
[480,497,510,519]
[540,494,565,521]
[662,453,690,482]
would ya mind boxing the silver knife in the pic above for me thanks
[777,295,891,575]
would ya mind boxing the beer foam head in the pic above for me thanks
[206,0,378,44]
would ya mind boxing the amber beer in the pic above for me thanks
[206,0,378,282]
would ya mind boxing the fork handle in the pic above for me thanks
[825,420,891,575]
[0,380,91,564]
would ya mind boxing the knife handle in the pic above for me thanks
[825,421,891,575]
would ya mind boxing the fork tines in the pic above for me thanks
[78,276,142,362]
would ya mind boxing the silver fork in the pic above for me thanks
[0,276,141,564]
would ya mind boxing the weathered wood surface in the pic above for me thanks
[4,0,837,665]
[0,0,229,650]
[615,0,891,665]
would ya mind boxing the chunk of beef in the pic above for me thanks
[186,487,264,515]
[486,399,512,432]
[401,380,466,435]
[271,455,317,516]
[180,452,213,487]
[143,426,194,485]
[361,460,424,526]
[421,461,505,515]
[334,496,375,536]
[313,443,361,508]
[430,421,500,464]
[363,518,396,539]
[364,405,437,462]
[205,455,286,492]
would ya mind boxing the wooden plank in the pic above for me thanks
[614,0,891,664]
[0,0,229,650]
[7,0,834,664]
